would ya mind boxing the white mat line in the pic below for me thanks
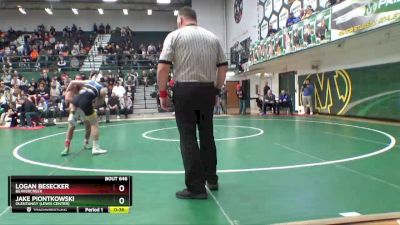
[275,143,400,191]
[206,186,235,225]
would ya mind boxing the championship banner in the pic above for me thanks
[331,0,400,40]
[301,13,318,49]
[298,61,400,121]
[315,8,332,44]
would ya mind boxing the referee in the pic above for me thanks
[157,7,228,200]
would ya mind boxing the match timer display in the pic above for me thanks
[8,176,132,213]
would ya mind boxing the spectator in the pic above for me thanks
[124,75,135,93]
[49,78,61,103]
[36,82,49,100]
[106,92,120,122]
[57,56,67,71]
[220,85,227,114]
[10,75,21,87]
[37,72,51,86]
[19,97,40,127]
[267,25,278,37]
[5,103,18,127]
[263,89,276,115]
[37,97,49,120]
[236,84,247,115]
[214,90,222,115]
[286,12,301,27]
[93,23,98,33]
[277,90,293,115]
[30,48,39,61]
[106,24,111,34]
[20,77,28,91]
[263,81,271,96]
[112,81,126,99]
[317,19,328,41]
[99,23,105,34]
[2,72,12,87]
[302,6,314,20]
[120,93,133,119]
[50,26,56,36]
[302,78,314,115]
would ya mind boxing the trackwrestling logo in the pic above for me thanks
[302,70,352,115]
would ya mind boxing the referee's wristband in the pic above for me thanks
[159,90,168,98]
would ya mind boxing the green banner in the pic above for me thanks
[331,0,400,40]
[298,62,400,120]
[249,8,331,66]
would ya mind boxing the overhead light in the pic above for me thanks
[98,8,104,15]
[103,0,118,2]
[147,9,152,15]
[157,0,171,4]
[123,9,128,15]
[72,8,79,15]
[18,7,26,15]
[45,8,53,15]
[174,10,179,16]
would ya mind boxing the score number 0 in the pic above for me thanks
[119,185,125,205]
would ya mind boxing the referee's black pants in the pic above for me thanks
[173,82,218,194]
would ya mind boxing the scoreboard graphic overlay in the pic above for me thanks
[9,176,132,213]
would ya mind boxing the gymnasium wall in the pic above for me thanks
[225,0,259,52]
[0,10,177,32]
[298,62,400,121]
[192,0,227,51]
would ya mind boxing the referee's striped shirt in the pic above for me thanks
[159,25,228,83]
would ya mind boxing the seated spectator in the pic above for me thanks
[30,48,39,61]
[120,93,133,119]
[112,81,126,99]
[36,82,49,101]
[37,72,51,86]
[10,75,20,87]
[2,72,12,87]
[3,103,18,127]
[106,92,120,122]
[277,90,293,115]
[302,6,314,20]
[267,25,278,37]
[20,77,28,91]
[142,70,148,87]
[286,12,301,27]
[19,97,41,127]
[124,75,135,92]
[57,56,67,72]
[37,97,49,119]
[263,90,277,115]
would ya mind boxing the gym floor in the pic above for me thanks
[1,115,400,224]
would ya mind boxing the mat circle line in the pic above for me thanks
[12,119,396,174]
[142,125,264,142]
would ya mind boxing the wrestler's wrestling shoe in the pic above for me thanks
[61,140,71,156]
[84,139,91,150]
[61,147,70,156]
[92,147,107,155]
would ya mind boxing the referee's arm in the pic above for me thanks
[157,33,174,110]
[216,42,228,89]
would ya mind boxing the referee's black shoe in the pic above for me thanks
[176,189,207,200]
[206,182,219,191]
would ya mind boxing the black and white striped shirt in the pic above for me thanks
[159,25,227,83]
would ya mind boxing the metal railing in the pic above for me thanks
[0,53,234,73]
[0,53,160,73]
